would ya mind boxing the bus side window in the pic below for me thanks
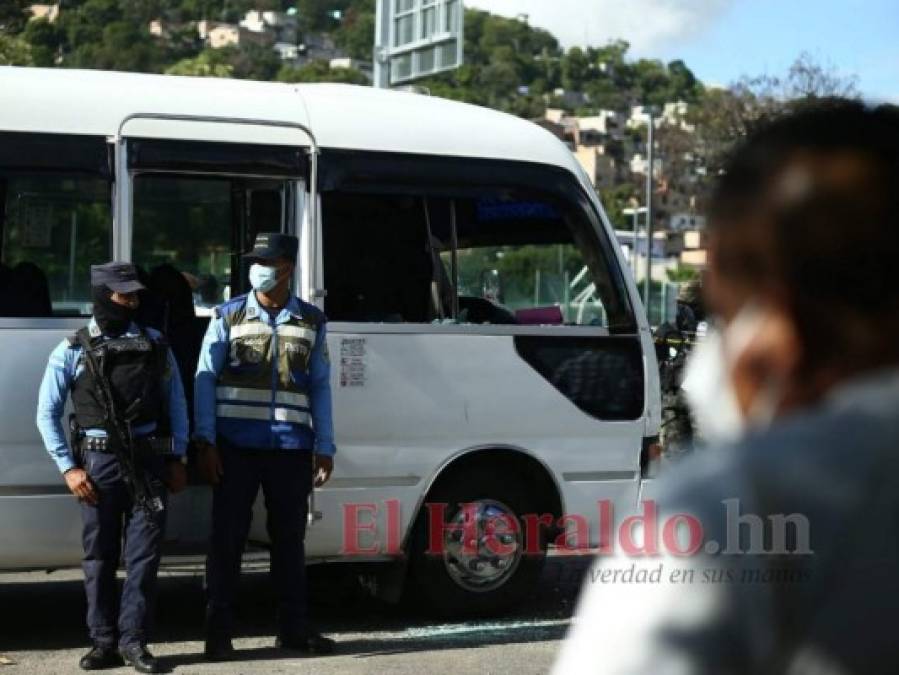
[0,174,111,318]
[440,198,609,327]
[322,190,615,328]
[323,193,436,323]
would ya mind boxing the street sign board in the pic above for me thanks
[374,0,464,88]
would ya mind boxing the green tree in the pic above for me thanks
[0,34,32,66]
[691,53,860,175]
[68,21,164,72]
[0,0,29,33]
[333,0,373,60]
[561,47,589,92]
[227,41,281,80]
[666,59,702,103]
[59,0,121,48]
[23,18,63,67]
[276,59,368,84]
[599,183,642,231]
[166,48,233,76]
[631,58,670,106]
[295,0,349,34]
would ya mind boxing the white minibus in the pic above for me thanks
[0,67,660,613]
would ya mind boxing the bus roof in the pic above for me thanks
[0,67,581,175]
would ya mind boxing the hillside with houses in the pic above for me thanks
[1,0,857,291]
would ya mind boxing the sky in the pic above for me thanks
[463,0,899,103]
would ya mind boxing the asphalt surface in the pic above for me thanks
[0,555,592,675]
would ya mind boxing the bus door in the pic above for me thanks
[113,114,317,551]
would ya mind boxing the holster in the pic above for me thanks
[68,414,86,467]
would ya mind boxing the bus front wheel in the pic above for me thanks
[406,476,547,616]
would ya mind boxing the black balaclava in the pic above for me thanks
[92,285,134,337]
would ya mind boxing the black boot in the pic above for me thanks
[79,644,124,670]
[203,635,235,662]
[275,631,336,655]
[119,644,162,674]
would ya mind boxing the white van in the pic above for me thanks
[0,67,660,613]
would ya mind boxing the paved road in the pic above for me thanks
[0,555,592,674]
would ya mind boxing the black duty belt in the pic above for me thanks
[77,435,174,456]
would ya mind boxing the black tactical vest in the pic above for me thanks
[69,326,168,431]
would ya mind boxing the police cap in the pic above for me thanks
[243,232,298,263]
[90,262,145,293]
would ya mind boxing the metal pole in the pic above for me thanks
[449,200,459,320]
[68,212,77,300]
[661,280,668,324]
[630,210,638,278]
[643,110,655,310]
[373,0,390,88]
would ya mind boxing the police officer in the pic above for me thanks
[35,262,189,673]
[194,233,336,660]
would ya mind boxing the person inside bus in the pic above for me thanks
[554,99,899,674]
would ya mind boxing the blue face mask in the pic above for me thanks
[249,263,279,293]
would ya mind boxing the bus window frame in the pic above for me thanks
[127,170,305,309]
[0,136,115,326]
[112,114,319,298]
[318,149,639,336]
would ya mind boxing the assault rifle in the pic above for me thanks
[75,330,164,522]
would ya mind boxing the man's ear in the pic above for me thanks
[730,305,801,416]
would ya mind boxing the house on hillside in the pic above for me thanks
[574,147,617,188]
[575,111,622,143]
[240,10,297,44]
[199,20,275,50]
[629,153,663,180]
[28,4,59,22]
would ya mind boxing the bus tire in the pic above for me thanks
[406,475,547,616]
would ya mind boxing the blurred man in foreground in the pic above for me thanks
[555,100,899,674]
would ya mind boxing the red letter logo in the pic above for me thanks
[619,500,659,556]
[341,503,380,555]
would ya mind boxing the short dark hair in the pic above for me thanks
[709,98,899,373]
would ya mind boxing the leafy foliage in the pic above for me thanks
[0,33,32,65]
[276,58,368,84]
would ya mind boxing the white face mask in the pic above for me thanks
[681,303,783,445]
[249,263,279,293]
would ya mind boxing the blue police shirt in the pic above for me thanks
[36,319,190,474]
[194,292,336,456]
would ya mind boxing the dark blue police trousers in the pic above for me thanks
[205,445,313,638]
[80,451,167,650]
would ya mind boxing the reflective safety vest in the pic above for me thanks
[215,295,323,430]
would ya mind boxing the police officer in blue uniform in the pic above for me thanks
[194,233,336,660]
[36,262,189,673]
